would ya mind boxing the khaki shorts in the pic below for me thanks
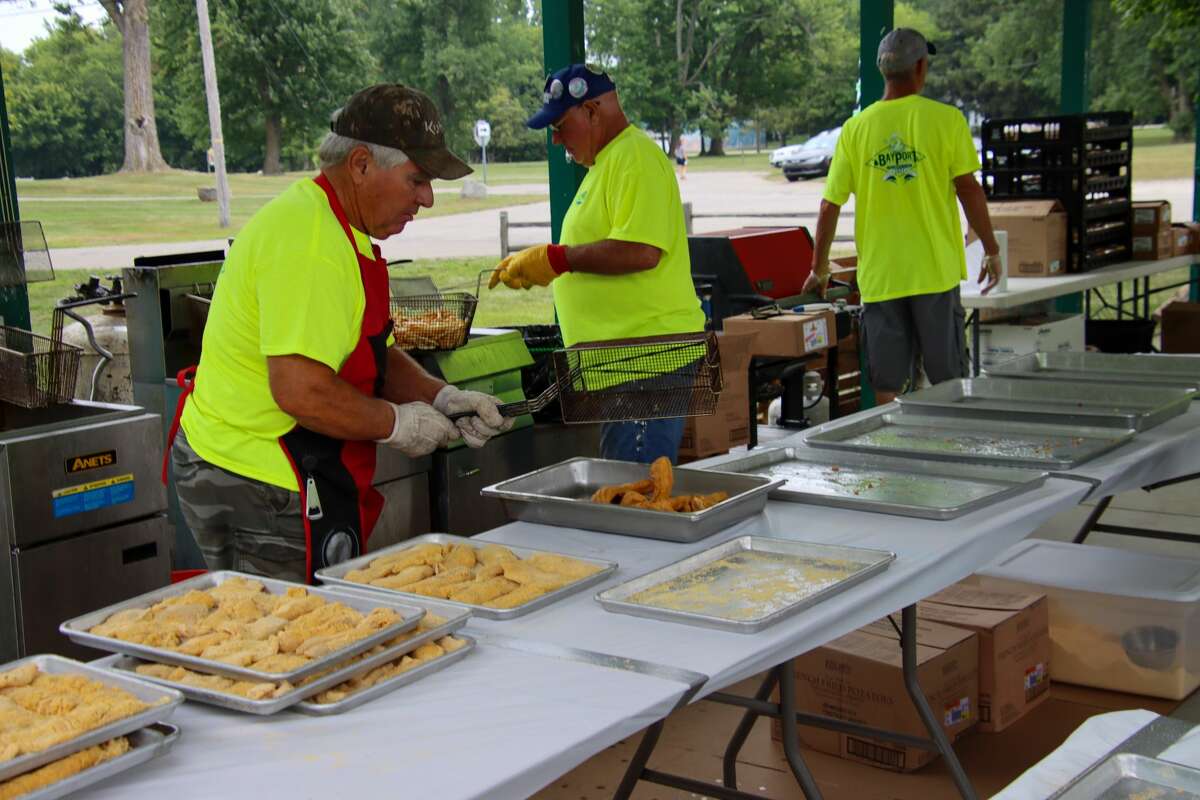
[172,430,308,582]
[861,286,968,393]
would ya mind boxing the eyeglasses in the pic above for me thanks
[549,106,580,134]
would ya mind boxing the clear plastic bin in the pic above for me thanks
[974,540,1200,700]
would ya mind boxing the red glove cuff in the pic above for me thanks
[547,244,570,274]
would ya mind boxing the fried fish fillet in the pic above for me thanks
[369,565,434,589]
[500,561,570,591]
[448,577,519,605]
[476,544,520,567]
[0,737,130,800]
[483,583,549,609]
[649,456,674,501]
[525,553,603,581]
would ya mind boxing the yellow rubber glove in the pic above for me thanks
[488,244,563,290]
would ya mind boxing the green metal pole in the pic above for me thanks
[1056,0,1092,316]
[857,1,892,410]
[541,0,586,244]
[858,0,893,110]
[1191,77,1199,302]
[0,57,29,330]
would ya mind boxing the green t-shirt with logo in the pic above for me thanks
[824,94,980,303]
[554,125,705,347]
[181,179,375,490]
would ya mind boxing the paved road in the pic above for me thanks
[45,172,1194,270]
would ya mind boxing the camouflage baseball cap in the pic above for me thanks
[332,84,472,180]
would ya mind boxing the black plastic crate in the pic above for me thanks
[1086,318,1156,353]
[982,140,1130,172]
[982,111,1132,147]
[982,169,1130,198]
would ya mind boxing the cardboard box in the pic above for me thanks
[679,331,755,459]
[979,313,1084,369]
[1133,227,1175,261]
[722,308,835,359]
[982,200,1067,277]
[1132,200,1171,235]
[1170,223,1198,257]
[918,583,1051,733]
[1163,302,1200,354]
[776,618,979,772]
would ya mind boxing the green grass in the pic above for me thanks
[20,187,539,250]
[24,261,556,338]
[1131,127,1194,181]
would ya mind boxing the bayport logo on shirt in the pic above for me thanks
[868,133,924,183]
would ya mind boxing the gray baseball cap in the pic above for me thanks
[877,28,936,73]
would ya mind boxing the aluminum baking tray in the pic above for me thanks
[292,634,476,716]
[481,457,783,543]
[318,534,618,620]
[59,571,425,684]
[0,654,182,782]
[805,408,1135,470]
[895,377,1194,431]
[596,536,896,634]
[986,351,1200,393]
[1056,753,1200,799]
[92,598,468,715]
[715,446,1049,519]
[16,723,180,800]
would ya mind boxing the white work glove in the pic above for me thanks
[432,385,514,448]
[376,401,459,457]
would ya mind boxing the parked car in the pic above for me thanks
[780,127,841,182]
[769,142,807,168]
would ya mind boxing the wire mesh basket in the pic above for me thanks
[0,325,82,408]
[552,332,723,423]
[389,292,478,351]
[0,221,54,287]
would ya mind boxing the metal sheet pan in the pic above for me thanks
[59,571,425,684]
[895,377,1194,431]
[16,723,180,800]
[481,457,783,543]
[596,536,896,634]
[805,408,1135,469]
[986,351,1200,393]
[292,634,476,716]
[318,534,617,620]
[1056,753,1200,799]
[0,654,182,782]
[715,446,1048,519]
[92,599,468,715]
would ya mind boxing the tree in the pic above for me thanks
[1,13,124,178]
[97,0,169,172]
[155,0,375,174]
[365,0,545,160]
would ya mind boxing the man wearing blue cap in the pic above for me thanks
[489,64,705,464]
[803,28,1001,404]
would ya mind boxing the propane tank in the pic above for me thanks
[59,276,134,403]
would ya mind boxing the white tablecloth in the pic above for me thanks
[471,478,1090,697]
[1047,403,1200,499]
[71,397,1200,800]
[993,710,1200,799]
[79,645,690,800]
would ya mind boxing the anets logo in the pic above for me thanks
[65,450,117,474]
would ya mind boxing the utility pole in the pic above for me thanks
[196,0,231,228]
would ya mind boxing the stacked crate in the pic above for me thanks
[981,112,1133,272]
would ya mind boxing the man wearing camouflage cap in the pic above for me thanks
[803,28,1002,404]
[168,84,511,583]
[489,64,705,464]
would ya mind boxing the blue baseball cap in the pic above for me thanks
[526,64,616,130]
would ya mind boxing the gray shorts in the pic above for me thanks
[861,287,967,393]
[172,429,307,582]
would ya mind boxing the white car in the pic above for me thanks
[769,142,808,168]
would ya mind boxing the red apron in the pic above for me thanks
[164,174,393,583]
